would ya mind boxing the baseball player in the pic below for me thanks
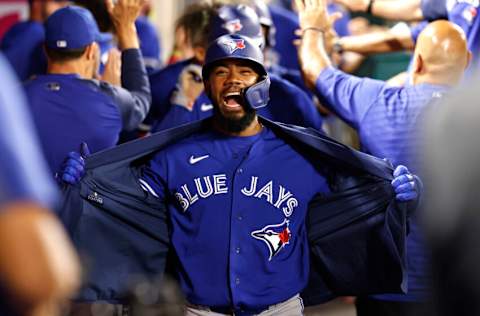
[23,2,151,176]
[0,53,80,316]
[0,0,69,81]
[59,34,419,315]
[152,3,323,132]
[297,0,470,314]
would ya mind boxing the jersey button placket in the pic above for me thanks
[229,165,246,305]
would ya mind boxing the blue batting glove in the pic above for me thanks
[391,165,418,202]
[58,142,90,185]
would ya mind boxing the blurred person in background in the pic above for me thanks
[297,0,471,315]
[0,52,80,316]
[75,0,162,75]
[0,0,70,81]
[334,0,480,76]
[422,76,480,316]
[23,1,150,177]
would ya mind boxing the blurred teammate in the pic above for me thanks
[0,53,80,316]
[423,76,480,316]
[334,0,480,76]
[297,0,470,314]
[0,0,69,81]
[23,1,151,176]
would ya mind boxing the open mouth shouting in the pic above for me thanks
[223,91,245,111]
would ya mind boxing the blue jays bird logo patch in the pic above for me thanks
[223,18,243,33]
[251,219,291,261]
[221,38,246,54]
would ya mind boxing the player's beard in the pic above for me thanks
[213,104,257,133]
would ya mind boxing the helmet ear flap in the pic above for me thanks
[243,76,270,109]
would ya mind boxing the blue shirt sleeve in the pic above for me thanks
[141,152,168,200]
[99,49,151,131]
[314,67,386,129]
[0,54,57,208]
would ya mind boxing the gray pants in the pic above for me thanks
[185,294,304,316]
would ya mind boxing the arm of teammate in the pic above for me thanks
[332,0,424,21]
[297,0,387,129]
[101,0,151,131]
[336,22,415,55]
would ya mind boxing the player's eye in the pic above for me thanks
[214,68,228,76]
[239,68,254,75]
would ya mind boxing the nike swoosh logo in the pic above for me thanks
[189,155,209,164]
[201,103,213,112]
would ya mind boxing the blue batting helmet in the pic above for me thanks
[209,4,265,49]
[251,0,276,47]
[203,34,270,109]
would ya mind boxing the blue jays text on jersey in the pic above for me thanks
[58,117,409,309]
[141,127,330,311]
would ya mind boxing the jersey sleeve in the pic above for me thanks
[0,54,57,208]
[314,67,386,129]
[101,48,151,131]
[140,152,169,200]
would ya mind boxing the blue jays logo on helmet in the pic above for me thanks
[223,18,243,33]
[203,34,270,109]
[209,4,265,49]
[251,219,291,261]
[220,37,246,54]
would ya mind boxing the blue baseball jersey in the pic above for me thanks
[147,58,196,124]
[141,126,330,310]
[136,15,162,74]
[1,21,47,81]
[153,73,323,132]
[314,66,449,301]
[24,49,150,175]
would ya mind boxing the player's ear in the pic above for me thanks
[413,53,424,75]
[85,42,98,60]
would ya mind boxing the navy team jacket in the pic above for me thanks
[58,116,408,305]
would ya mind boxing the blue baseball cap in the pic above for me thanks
[45,6,112,50]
